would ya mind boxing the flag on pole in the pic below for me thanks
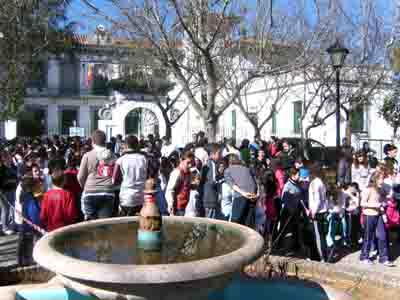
[86,63,94,88]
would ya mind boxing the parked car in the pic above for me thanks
[280,137,336,169]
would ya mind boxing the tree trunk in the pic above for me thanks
[303,127,311,160]
[304,127,311,140]
[158,104,173,140]
[249,120,261,140]
[165,122,172,140]
[204,119,218,142]
[345,111,352,146]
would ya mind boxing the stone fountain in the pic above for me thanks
[30,216,264,300]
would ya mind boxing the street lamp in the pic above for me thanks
[327,39,349,151]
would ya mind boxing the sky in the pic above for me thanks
[67,0,396,35]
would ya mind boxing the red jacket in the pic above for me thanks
[269,143,279,158]
[40,189,79,232]
[64,168,82,197]
[176,168,191,210]
[275,168,286,197]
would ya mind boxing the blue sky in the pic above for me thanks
[67,0,395,35]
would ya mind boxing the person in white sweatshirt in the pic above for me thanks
[308,163,329,262]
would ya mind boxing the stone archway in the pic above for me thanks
[112,101,165,138]
[125,107,159,137]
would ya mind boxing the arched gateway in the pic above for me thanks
[111,101,166,138]
[125,108,159,137]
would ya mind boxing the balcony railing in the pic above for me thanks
[26,87,109,97]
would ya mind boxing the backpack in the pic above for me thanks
[96,159,115,178]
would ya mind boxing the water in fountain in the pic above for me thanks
[53,221,243,265]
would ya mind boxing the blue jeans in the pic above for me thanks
[205,208,222,220]
[360,215,389,263]
[231,196,252,226]
[326,213,348,248]
[0,192,10,231]
[175,209,185,216]
[82,193,115,220]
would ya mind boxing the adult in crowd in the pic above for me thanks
[195,137,209,167]
[337,147,352,187]
[224,154,257,226]
[114,134,123,156]
[165,151,195,216]
[383,144,398,173]
[200,143,222,219]
[112,135,147,216]
[279,167,306,254]
[0,151,17,235]
[308,163,328,262]
[351,151,371,192]
[78,130,118,220]
[161,136,176,158]
[278,140,296,175]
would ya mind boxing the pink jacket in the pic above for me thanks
[275,169,285,197]
[387,198,400,228]
[263,194,278,221]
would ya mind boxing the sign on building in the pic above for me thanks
[69,127,85,137]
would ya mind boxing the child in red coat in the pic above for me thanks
[40,168,79,232]
[64,156,83,221]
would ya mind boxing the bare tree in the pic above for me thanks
[296,0,390,145]
[81,0,328,141]
[234,72,293,139]
[155,90,189,140]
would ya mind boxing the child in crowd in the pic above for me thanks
[260,169,279,246]
[17,176,42,266]
[326,187,348,249]
[63,156,83,221]
[185,173,201,217]
[359,173,394,266]
[342,183,361,248]
[40,166,79,232]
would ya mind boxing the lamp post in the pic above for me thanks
[326,40,349,151]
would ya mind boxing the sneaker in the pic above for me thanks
[3,229,14,235]
[381,261,395,267]
[360,259,373,265]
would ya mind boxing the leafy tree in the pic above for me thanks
[0,0,74,119]
[379,94,400,138]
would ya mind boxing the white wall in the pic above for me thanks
[168,73,394,148]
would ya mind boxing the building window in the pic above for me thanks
[272,110,277,134]
[350,105,366,133]
[91,107,100,132]
[293,101,302,134]
[61,109,78,135]
[17,107,47,137]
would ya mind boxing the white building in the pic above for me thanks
[1,28,394,156]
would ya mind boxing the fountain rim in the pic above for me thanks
[33,216,264,284]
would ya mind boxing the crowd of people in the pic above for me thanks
[0,130,399,267]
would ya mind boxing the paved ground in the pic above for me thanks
[0,234,18,269]
[335,236,400,279]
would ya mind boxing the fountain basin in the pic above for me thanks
[33,217,264,300]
